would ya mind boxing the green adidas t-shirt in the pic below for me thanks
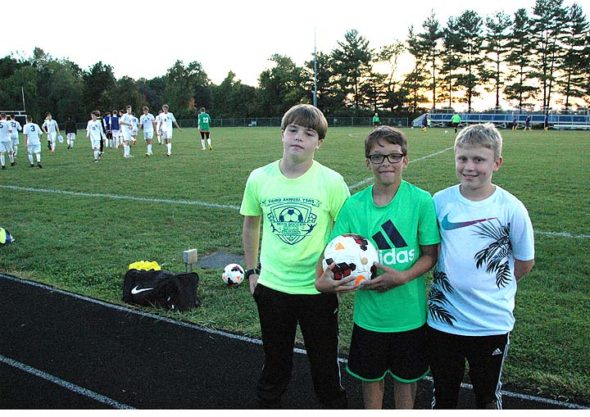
[331,181,440,332]
[240,160,350,295]
[198,112,211,131]
[451,114,461,124]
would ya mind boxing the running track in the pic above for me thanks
[0,273,585,409]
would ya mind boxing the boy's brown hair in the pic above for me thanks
[365,126,408,158]
[281,104,328,140]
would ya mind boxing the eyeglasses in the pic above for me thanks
[367,153,405,164]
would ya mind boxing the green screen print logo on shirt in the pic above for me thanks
[265,198,319,245]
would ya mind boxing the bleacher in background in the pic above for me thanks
[412,112,590,130]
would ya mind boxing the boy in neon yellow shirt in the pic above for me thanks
[240,104,350,408]
[317,126,440,409]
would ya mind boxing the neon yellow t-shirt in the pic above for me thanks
[331,181,440,332]
[240,160,350,295]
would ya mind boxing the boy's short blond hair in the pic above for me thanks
[455,123,503,160]
[281,104,328,140]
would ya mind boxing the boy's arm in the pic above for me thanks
[364,244,439,292]
[242,215,261,295]
[515,259,534,281]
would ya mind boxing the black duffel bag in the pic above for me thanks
[123,269,201,311]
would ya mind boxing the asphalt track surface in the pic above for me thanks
[0,273,585,409]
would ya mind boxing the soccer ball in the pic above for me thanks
[278,207,304,223]
[222,263,245,286]
[322,234,378,287]
[0,227,14,245]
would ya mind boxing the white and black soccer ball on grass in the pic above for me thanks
[221,263,245,286]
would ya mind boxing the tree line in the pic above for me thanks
[0,0,587,124]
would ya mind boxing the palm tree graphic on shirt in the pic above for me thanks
[429,219,513,326]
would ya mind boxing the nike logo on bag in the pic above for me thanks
[492,348,503,356]
[441,214,497,230]
[131,286,154,295]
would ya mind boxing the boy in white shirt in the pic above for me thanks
[139,106,156,156]
[156,104,181,156]
[120,105,135,158]
[23,116,43,168]
[427,123,535,409]
[0,113,14,169]
[42,113,60,153]
[86,111,107,162]
[8,115,22,157]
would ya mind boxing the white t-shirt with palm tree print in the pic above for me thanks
[427,184,535,336]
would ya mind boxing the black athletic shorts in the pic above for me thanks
[346,323,429,382]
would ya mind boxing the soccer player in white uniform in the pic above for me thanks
[23,116,43,168]
[139,106,156,156]
[156,104,181,156]
[120,105,135,158]
[42,113,61,153]
[8,115,22,157]
[86,111,107,162]
[155,109,163,144]
[0,113,14,169]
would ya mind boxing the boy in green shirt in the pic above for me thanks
[240,104,350,408]
[317,126,440,409]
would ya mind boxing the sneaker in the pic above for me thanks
[145,153,150,157]
[11,161,15,166]
[94,159,99,163]
[166,153,171,157]
[1,165,5,169]
[209,145,213,150]
[201,148,206,151]
[30,163,34,167]
[37,163,42,168]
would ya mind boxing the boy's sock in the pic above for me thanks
[166,143,172,155]
[201,139,206,150]
[28,154,34,165]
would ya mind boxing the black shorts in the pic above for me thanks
[346,323,429,383]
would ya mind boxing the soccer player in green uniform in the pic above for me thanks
[241,104,349,408]
[197,107,212,150]
[451,113,461,133]
[317,126,440,409]
[372,112,381,126]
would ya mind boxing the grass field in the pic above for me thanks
[1,126,588,405]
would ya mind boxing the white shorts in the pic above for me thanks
[90,138,101,149]
[28,143,41,154]
[0,141,14,153]
[48,132,57,142]
[112,129,120,138]
[161,130,173,140]
[67,133,76,141]
[11,136,20,145]
[143,130,154,140]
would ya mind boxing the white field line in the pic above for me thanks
[0,184,241,211]
[0,353,134,409]
[348,146,454,191]
[1,151,588,241]
[0,273,586,410]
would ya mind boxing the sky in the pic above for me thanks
[2,0,587,88]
